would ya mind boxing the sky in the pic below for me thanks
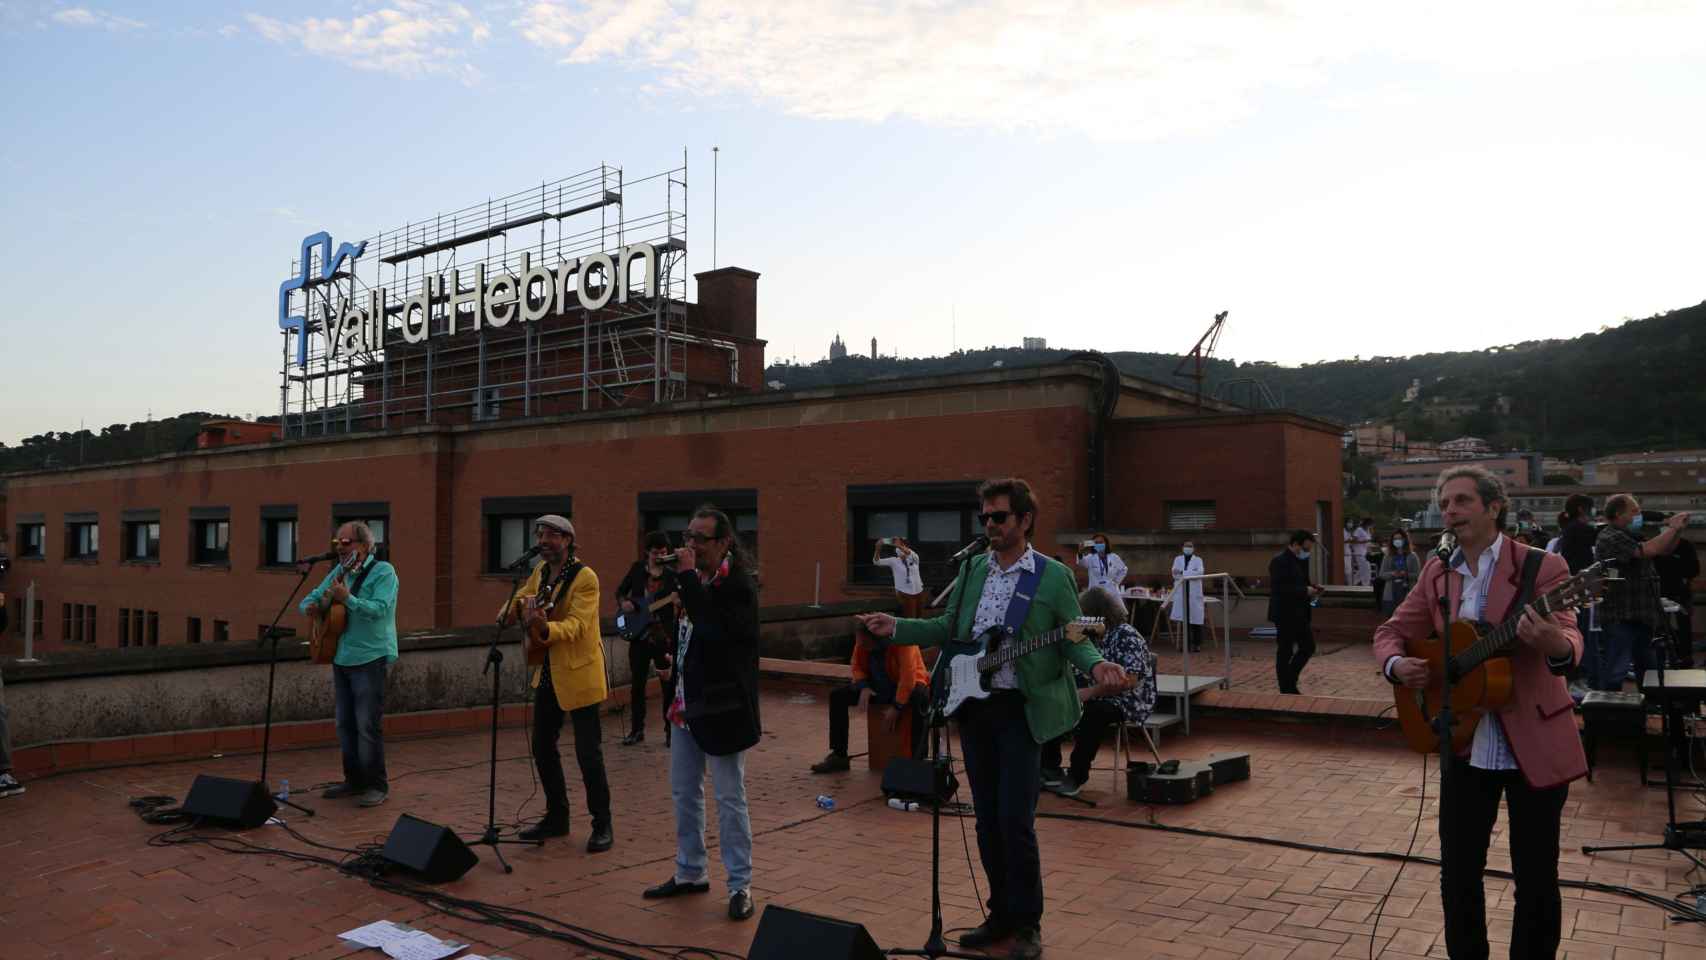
[2,1,1704,445]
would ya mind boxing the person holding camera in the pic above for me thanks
[873,536,926,618]
[1593,496,1690,689]
[1077,533,1126,602]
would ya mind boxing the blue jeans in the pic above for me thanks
[1596,621,1653,691]
[333,658,389,792]
[669,725,752,893]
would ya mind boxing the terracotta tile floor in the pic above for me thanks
[1155,636,1392,701]
[3,679,1705,959]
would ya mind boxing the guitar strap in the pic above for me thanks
[1000,560,1047,642]
[547,561,585,609]
[346,556,376,596]
[1499,544,1547,626]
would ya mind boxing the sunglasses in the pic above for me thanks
[976,510,1014,526]
[330,538,356,547]
[683,531,719,545]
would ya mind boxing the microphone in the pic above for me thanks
[299,550,340,564]
[949,535,990,564]
[506,545,543,569]
[1434,530,1457,565]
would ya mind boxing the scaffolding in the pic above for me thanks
[278,159,692,438]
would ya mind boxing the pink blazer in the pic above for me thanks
[1372,538,1586,789]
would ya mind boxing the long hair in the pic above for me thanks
[693,504,760,584]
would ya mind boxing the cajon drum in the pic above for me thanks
[866,703,916,771]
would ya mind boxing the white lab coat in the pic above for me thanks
[1170,554,1205,624]
[1078,550,1127,599]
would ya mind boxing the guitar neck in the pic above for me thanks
[1452,587,1564,674]
[977,626,1068,673]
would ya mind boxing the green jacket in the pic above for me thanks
[892,549,1103,744]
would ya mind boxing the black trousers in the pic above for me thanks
[1274,616,1315,694]
[626,631,671,737]
[1439,760,1567,960]
[1040,699,1124,785]
[532,671,612,828]
[956,691,1043,930]
[828,682,928,760]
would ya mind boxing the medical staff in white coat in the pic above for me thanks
[1170,540,1206,651]
[1077,533,1127,601]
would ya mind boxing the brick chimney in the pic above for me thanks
[694,267,759,339]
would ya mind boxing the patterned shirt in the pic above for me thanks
[1070,623,1156,725]
[1595,524,1664,629]
[972,546,1041,690]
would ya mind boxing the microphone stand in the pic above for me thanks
[1433,540,1456,830]
[257,562,319,819]
[890,553,983,960]
[466,556,545,873]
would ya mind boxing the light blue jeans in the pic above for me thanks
[669,726,752,893]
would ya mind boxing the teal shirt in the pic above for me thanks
[300,555,399,667]
[891,550,1104,744]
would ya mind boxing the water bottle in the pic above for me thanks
[887,798,919,812]
[277,779,290,802]
[815,794,835,811]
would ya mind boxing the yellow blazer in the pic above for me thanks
[507,561,607,712]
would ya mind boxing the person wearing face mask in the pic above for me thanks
[1170,541,1206,652]
[1377,531,1422,614]
[1592,494,1691,690]
[1268,530,1324,694]
[1076,533,1127,602]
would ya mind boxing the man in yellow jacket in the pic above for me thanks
[506,514,612,852]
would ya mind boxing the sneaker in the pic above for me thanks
[1010,925,1043,958]
[321,782,359,799]
[810,751,851,774]
[728,889,755,921]
[0,773,23,798]
[1052,778,1082,798]
[356,789,388,808]
[1040,767,1066,789]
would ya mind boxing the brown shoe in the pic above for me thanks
[810,752,851,774]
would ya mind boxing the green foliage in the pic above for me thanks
[0,413,246,473]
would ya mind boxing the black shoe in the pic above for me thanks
[1009,926,1043,959]
[518,816,569,841]
[810,751,850,774]
[729,889,755,920]
[586,822,613,853]
[959,919,1011,949]
[644,877,711,899]
[1040,767,1066,789]
[321,782,359,799]
[621,731,644,746]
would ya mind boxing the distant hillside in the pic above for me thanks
[766,301,1706,459]
[0,413,241,474]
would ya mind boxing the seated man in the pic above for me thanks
[1041,587,1157,796]
[810,624,931,773]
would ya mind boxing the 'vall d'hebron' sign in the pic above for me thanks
[278,230,659,368]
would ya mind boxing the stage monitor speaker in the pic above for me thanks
[380,814,479,883]
[182,775,277,829]
[747,906,884,960]
[881,757,957,803]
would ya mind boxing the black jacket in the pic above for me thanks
[1558,519,1598,575]
[676,565,761,756]
[1268,549,1314,624]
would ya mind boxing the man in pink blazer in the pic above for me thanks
[1373,465,1585,960]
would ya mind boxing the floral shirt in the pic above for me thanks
[1070,623,1156,725]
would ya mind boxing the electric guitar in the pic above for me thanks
[1393,562,1610,754]
[937,617,1104,717]
[309,552,363,665]
[617,589,680,641]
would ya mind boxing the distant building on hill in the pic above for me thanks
[1022,337,1047,350]
[829,333,847,360]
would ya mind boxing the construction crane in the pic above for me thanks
[1173,310,1228,410]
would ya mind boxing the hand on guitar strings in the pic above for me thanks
[1516,604,1571,659]
[1390,657,1429,689]
[328,582,350,603]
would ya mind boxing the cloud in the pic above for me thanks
[51,7,145,30]
[247,1,490,84]
[511,0,1706,142]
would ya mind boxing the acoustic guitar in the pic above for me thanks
[1393,561,1610,754]
[309,553,363,664]
[524,561,582,666]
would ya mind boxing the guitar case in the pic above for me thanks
[1127,760,1215,804]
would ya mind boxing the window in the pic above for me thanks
[119,608,131,647]
[213,619,230,643]
[148,610,159,646]
[13,597,41,637]
[261,506,298,566]
[847,483,980,587]
[333,502,389,560]
[1165,500,1217,531]
[639,490,760,558]
[482,496,572,573]
[16,520,44,558]
[191,507,232,566]
[63,603,94,643]
[122,509,161,562]
[65,514,99,560]
[187,616,202,644]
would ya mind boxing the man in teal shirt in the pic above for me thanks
[300,521,399,807]
[859,478,1127,960]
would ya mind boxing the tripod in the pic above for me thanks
[464,559,545,873]
[257,565,318,819]
[1583,632,1706,866]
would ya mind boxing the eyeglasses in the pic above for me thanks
[683,531,719,545]
[976,510,1013,526]
[331,538,355,547]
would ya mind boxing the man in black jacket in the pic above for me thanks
[1269,530,1323,694]
[615,532,680,746]
[1556,494,1598,575]
[642,506,762,922]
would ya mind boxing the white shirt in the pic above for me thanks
[972,545,1041,691]
[1077,550,1127,596]
[1349,526,1373,557]
[1451,537,1519,771]
[876,552,923,595]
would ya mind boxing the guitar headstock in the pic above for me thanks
[1549,561,1614,614]
[1064,617,1106,644]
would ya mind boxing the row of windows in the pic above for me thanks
[13,509,387,568]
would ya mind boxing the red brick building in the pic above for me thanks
[3,353,1343,654]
